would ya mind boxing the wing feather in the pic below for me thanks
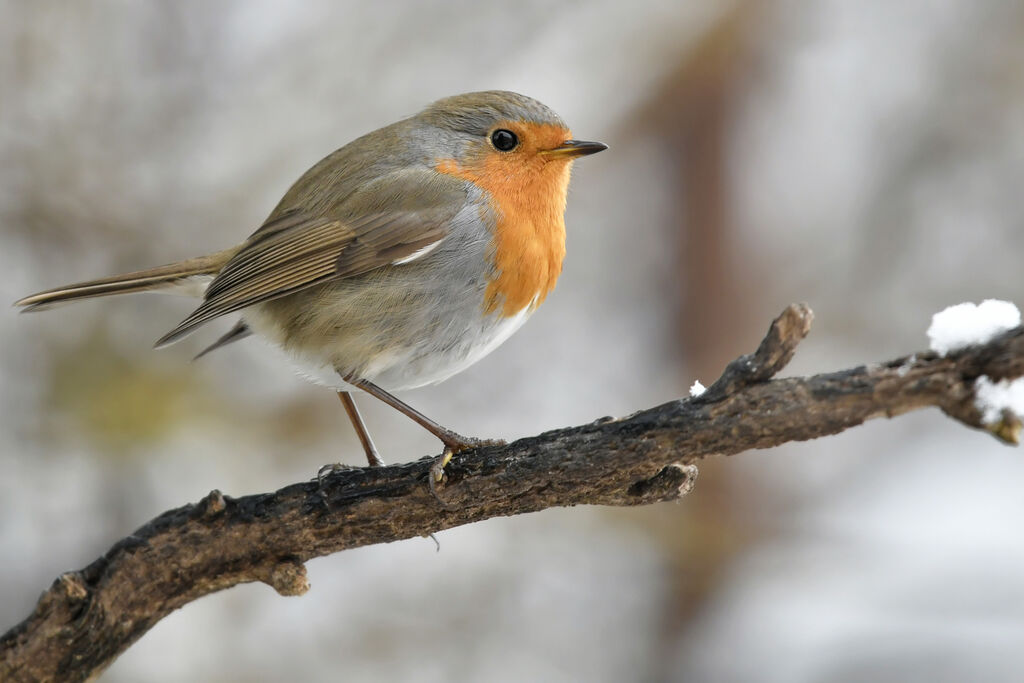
[154,172,465,348]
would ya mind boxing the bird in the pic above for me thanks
[15,90,607,469]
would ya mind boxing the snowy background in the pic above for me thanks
[3,1,1024,681]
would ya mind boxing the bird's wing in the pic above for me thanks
[155,169,466,347]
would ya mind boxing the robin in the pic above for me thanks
[15,90,606,470]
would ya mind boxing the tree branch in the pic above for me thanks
[3,303,1023,681]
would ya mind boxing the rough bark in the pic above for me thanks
[3,304,1022,682]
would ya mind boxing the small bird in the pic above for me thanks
[15,91,606,468]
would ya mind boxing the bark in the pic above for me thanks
[3,304,1022,682]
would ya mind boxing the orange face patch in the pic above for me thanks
[436,121,573,317]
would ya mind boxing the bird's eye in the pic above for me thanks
[490,129,519,152]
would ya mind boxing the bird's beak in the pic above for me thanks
[542,139,608,159]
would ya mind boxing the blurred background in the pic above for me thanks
[3,1,1024,681]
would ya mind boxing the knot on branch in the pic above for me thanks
[202,490,226,515]
[701,303,813,400]
[589,463,699,506]
[56,572,89,603]
[191,489,226,519]
[628,463,699,503]
[27,573,90,633]
[260,558,309,597]
[989,410,1023,444]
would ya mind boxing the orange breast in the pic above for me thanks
[437,122,572,318]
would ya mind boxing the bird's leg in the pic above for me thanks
[342,374,503,472]
[337,391,384,467]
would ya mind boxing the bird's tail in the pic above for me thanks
[14,247,238,312]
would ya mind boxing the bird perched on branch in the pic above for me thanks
[16,90,607,469]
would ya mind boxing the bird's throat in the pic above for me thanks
[436,141,571,318]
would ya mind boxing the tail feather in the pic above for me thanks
[14,248,237,312]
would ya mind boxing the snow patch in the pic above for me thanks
[689,380,706,397]
[927,300,1020,356]
[974,376,1024,425]
[897,353,917,377]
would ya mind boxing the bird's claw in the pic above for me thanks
[316,462,356,486]
[441,435,506,454]
[428,435,504,507]
[428,447,455,509]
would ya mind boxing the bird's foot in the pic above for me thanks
[428,435,505,507]
[432,433,505,482]
[438,433,506,457]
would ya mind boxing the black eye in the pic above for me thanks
[490,129,518,152]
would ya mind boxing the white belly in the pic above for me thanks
[371,302,533,389]
[243,300,535,392]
